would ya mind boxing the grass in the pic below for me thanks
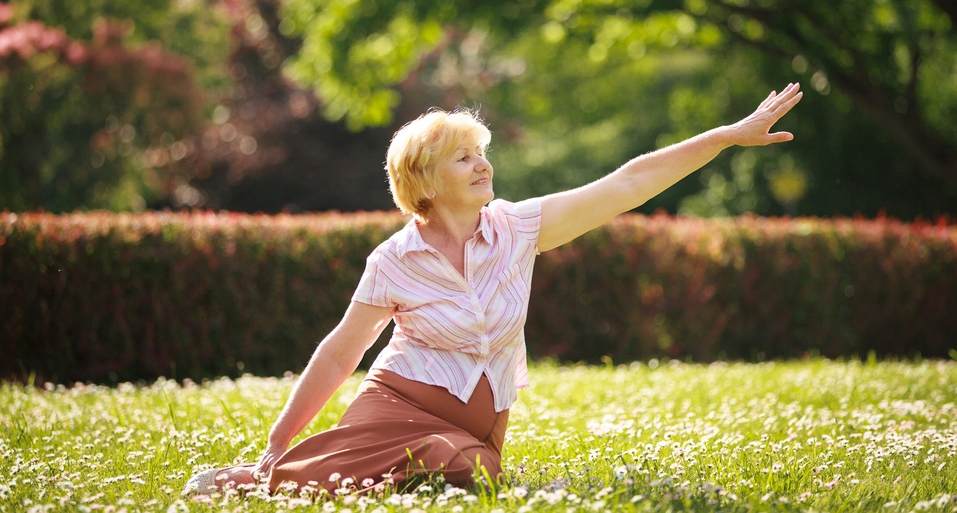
[2,358,956,512]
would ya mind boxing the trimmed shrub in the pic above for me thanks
[526,214,957,363]
[0,211,404,383]
[2,211,955,383]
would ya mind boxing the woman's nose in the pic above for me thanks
[475,156,491,171]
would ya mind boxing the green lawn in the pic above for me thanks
[2,359,956,512]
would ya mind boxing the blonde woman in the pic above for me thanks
[185,83,803,495]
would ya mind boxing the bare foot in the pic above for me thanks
[213,464,258,491]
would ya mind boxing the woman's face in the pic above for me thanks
[433,139,494,211]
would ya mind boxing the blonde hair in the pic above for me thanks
[386,109,491,220]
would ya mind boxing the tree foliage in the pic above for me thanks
[2,0,955,218]
[689,0,957,189]
[279,0,557,129]
[0,0,230,212]
[276,0,957,219]
[179,0,404,213]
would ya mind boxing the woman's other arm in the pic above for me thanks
[536,83,803,252]
[253,301,395,476]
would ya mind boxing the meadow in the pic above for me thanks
[2,359,956,512]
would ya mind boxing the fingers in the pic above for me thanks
[781,87,804,111]
[252,461,272,481]
[767,131,794,144]
[755,84,801,119]
[769,83,802,114]
[733,84,802,146]
[253,454,275,474]
[768,93,803,127]
[757,83,799,111]
[757,84,802,130]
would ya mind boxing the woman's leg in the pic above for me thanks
[268,373,507,493]
[441,445,503,488]
[184,463,258,495]
[215,464,258,489]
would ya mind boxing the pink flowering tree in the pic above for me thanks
[0,3,220,212]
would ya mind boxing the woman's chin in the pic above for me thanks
[448,189,493,211]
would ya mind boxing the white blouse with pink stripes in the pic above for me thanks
[352,198,542,412]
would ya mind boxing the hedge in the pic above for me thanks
[1,211,403,384]
[2,211,955,384]
[527,214,957,364]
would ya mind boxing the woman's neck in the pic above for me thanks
[418,207,481,250]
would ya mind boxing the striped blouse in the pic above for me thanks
[352,198,542,412]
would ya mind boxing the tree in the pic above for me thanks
[0,15,205,211]
[178,0,407,213]
[0,0,231,212]
[274,0,957,219]
[5,0,955,217]
[278,0,553,130]
[688,0,957,190]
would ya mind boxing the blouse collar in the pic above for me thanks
[395,206,495,258]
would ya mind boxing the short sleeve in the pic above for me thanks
[489,197,542,249]
[351,250,393,307]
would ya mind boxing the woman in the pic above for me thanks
[184,83,803,495]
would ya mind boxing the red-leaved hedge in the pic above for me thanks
[2,211,955,384]
[526,214,957,364]
[1,211,403,383]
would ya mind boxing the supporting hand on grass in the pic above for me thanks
[253,442,287,481]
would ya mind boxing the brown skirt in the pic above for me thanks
[268,369,509,493]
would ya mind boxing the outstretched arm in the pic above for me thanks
[253,301,394,477]
[537,83,803,252]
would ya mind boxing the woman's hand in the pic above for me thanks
[245,301,394,482]
[536,83,803,252]
[252,441,288,480]
[726,83,804,147]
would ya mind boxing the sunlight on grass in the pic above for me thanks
[2,360,956,512]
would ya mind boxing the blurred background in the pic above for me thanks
[2,0,956,220]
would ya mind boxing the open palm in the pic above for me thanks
[730,83,804,147]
